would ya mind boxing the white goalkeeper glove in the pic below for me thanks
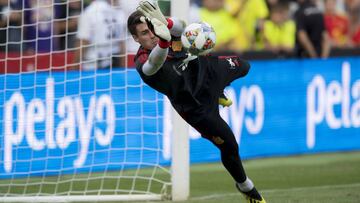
[137,1,168,26]
[140,16,171,42]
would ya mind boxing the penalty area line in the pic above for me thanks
[191,183,360,201]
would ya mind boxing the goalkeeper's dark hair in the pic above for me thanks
[128,11,144,36]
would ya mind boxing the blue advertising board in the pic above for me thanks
[0,57,360,178]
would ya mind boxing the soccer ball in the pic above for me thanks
[181,22,216,56]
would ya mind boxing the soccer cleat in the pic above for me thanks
[219,92,232,107]
[236,183,266,203]
[242,194,266,203]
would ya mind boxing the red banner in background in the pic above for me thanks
[0,52,136,74]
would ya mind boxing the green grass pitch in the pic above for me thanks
[1,151,360,203]
[182,151,360,203]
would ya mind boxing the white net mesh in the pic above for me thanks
[0,0,174,201]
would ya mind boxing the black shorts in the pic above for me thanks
[197,55,250,105]
[207,55,250,94]
[179,56,250,124]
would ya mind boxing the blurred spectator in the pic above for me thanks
[294,0,331,58]
[73,0,126,70]
[0,0,22,52]
[314,0,345,12]
[225,0,269,50]
[266,0,295,9]
[345,0,360,11]
[266,0,279,8]
[24,0,63,53]
[261,2,295,56]
[324,0,351,48]
[0,0,10,52]
[312,0,325,10]
[191,0,202,6]
[57,0,82,50]
[345,0,360,46]
[188,0,201,23]
[266,0,300,18]
[197,0,246,52]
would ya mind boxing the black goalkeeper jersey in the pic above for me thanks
[135,44,250,124]
[135,46,219,116]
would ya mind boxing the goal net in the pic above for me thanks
[0,0,189,202]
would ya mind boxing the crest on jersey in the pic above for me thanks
[171,41,183,52]
[211,136,224,145]
[227,58,236,68]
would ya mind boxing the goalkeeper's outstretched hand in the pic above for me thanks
[140,17,171,42]
[137,1,168,26]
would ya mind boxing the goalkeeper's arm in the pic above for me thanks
[166,17,186,37]
[142,43,169,76]
[137,1,186,76]
[142,17,171,76]
[142,18,186,76]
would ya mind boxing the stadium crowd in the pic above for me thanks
[190,0,360,58]
[0,0,359,71]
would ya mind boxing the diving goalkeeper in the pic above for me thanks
[128,1,266,202]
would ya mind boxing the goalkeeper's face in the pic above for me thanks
[133,22,159,50]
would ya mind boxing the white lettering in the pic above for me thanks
[3,78,117,172]
[46,78,56,148]
[245,86,264,134]
[307,75,326,148]
[56,97,76,149]
[342,62,351,127]
[325,81,342,129]
[73,97,96,168]
[306,62,359,148]
[26,99,46,150]
[351,80,360,127]
[95,95,115,146]
[4,92,26,172]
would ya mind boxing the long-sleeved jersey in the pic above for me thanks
[135,19,250,123]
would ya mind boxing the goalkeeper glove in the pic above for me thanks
[140,16,171,42]
[137,1,168,26]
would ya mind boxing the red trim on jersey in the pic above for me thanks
[167,18,174,29]
[233,58,240,67]
[158,40,171,48]
[218,56,238,59]
[135,47,150,64]
[218,56,242,67]
[138,53,149,64]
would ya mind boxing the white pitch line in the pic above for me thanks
[261,182,360,193]
[191,183,360,201]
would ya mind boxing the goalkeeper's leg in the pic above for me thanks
[191,111,265,202]
[215,56,250,107]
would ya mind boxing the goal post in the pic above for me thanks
[170,0,190,201]
[0,0,190,202]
